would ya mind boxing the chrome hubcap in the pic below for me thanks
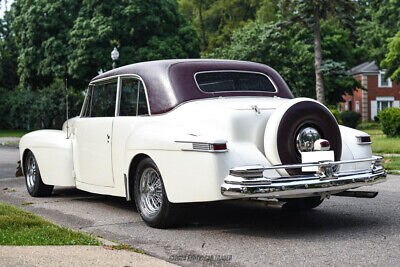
[139,168,163,217]
[26,156,36,190]
[296,127,321,153]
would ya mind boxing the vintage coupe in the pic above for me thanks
[20,59,386,228]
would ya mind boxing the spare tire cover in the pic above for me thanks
[264,98,342,175]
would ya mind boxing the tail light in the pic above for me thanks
[356,136,372,145]
[177,140,228,152]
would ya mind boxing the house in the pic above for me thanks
[341,61,400,121]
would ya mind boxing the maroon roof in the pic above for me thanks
[92,59,294,114]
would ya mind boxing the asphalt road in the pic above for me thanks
[0,146,19,178]
[0,173,399,266]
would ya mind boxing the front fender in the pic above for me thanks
[20,130,74,186]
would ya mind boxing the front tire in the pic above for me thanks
[24,151,53,197]
[134,158,178,228]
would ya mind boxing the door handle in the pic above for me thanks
[107,134,110,143]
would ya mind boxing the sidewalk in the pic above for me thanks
[0,245,176,267]
[0,137,20,148]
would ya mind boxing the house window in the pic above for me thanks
[377,100,393,112]
[377,96,394,112]
[356,101,360,112]
[378,71,392,88]
[345,102,348,111]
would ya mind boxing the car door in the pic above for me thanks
[111,77,150,183]
[73,78,118,187]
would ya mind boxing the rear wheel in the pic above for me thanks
[281,197,324,211]
[24,151,53,197]
[134,158,178,228]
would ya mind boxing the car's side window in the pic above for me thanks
[120,78,149,116]
[85,79,118,117]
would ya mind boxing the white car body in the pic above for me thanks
[19,59,386,206]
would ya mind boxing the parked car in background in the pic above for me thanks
[20,59,386,228]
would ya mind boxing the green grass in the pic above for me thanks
[382,157,400,174]
[363,129,385,136]
[363,129,400,154]
[0,202,101,245]
[357,122,381,130]
[0,129,28,137]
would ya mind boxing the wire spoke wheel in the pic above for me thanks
[23,151,53,197]
[139,167,163,217]
[26,155,37,191]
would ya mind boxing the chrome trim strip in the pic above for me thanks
[175,140,229,153]
[115,76,121,116]
[124,174,131,201]
[181,148,229,153]
[356,135,372,145]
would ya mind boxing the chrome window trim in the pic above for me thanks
[81,78,118,118]
[115,76,122,117]
[79,87,90,117]
[193,70,278,94]
[88,74,151,116]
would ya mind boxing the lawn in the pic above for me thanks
[0,202,101,245]
[0,129,28,138]
[362,128,400,174]
[381,157,400,174]
[363,129,400,154]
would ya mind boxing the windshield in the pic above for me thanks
[195,71,276,93]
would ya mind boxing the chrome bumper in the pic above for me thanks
[221,156,387,198]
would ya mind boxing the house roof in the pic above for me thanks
[349,61,379,76]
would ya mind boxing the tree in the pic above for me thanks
[178,0,277,53]
[381,30,400,83]
[0,7,19,91]
[208,18,360,105]
[68,0,200,89]
[12,0,82,90]
[281,0,357,104]
[356,0,400,64]
[208,21,315,98]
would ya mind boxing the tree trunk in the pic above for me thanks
[196,0,207,51]
[314,4,325,104]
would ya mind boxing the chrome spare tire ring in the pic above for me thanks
[139,167,163,217]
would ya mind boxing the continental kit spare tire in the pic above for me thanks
[264,98,342,175]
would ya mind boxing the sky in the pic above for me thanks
[0,0,13,18]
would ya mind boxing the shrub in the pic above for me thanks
[2,79,84,130]
[378,108,400,137]
[329,108,341,124]
[340,111,361,129]
[356,122,381,130]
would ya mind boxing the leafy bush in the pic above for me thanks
[1,79,84,130]
[378,108,400,137]
[340,111,361,129]
[356,122,381,130]
[329,108,341,123]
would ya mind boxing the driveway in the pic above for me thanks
[0,175,399,266]
[0,145,19,178]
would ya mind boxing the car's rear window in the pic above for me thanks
[195,71,276,93]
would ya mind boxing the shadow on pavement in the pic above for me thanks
[51,186,386,240]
